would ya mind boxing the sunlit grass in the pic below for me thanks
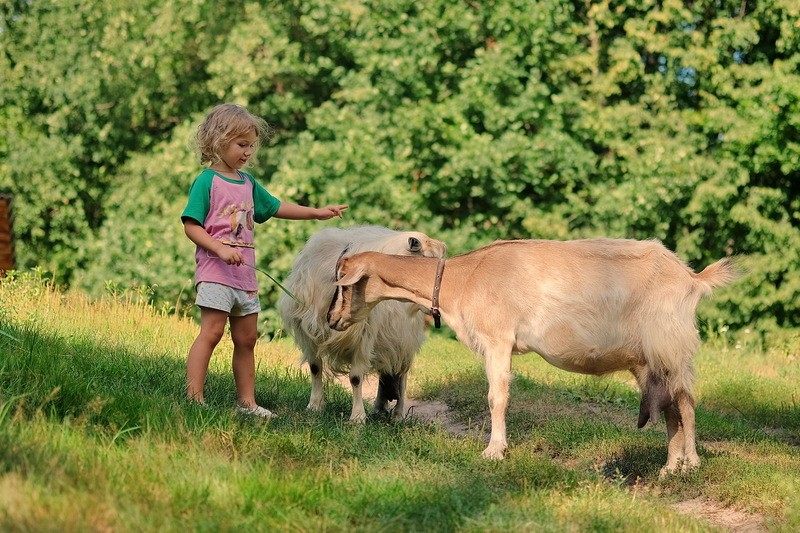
[1,272,799,531]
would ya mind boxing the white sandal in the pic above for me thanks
[237,405,277,419]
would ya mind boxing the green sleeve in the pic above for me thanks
[247,173,281,223]
[181,170,213,226]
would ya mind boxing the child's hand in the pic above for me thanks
[318,205,349,220]
[217,246,244,266]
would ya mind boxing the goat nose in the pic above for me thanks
[326,309,339,329]
[327,313,347,331]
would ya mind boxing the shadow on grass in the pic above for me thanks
[700,380,800,446]
[601,445,665,482]
[0,324,580,532]
[2,320,795,531]
[0,321,331,435]
[419,365,799,483]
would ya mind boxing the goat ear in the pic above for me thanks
[335,264,366,286]
[408,237,421,252]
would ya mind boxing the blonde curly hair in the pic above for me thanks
[195,103,271,167]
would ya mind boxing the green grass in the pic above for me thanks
[1,272,798,532]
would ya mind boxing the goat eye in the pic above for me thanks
[408,237,421,252]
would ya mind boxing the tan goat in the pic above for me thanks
[327,238,739,474]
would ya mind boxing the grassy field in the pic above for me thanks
[1,271,798,532]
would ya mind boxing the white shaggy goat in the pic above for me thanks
[327,238,738,474]
[279,226,447,421]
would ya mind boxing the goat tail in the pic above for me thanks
[693,257,740,296]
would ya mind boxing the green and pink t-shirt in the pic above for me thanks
[181,169,281,292]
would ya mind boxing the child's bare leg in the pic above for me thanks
[230,313,259,408]
[186,307,229,403]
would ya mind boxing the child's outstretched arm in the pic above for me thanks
[275,202,349,221]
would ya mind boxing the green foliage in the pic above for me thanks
[0,0,228,278]
[2,0,799,334]
[70,121,200,315]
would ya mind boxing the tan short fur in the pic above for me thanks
[328,238,738,474]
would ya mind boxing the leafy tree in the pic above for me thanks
[3,0,799,336]
[0,0,234,278]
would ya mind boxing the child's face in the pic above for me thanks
[218,128,258,171]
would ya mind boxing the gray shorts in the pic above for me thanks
[195,282,261,317]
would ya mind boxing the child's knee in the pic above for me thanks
[232,330,257,349]
[201,324,226,345]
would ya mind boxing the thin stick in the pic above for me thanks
[243,262,304,307]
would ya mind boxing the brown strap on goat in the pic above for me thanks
[431,258,446,329]
[334,244,351,280]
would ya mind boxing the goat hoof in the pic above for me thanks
[368,408,393,422]
[680,458,701,473]
[660,456,701,478]
[349,412,368,423]
[482,445,506,461]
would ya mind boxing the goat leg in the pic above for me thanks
[349,374,368,422]
[378,372,401,402]
[307,358,325,411]
[374,372,403,417]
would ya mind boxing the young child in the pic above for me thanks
[181,103,348,417]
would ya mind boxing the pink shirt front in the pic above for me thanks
[182,169,281,292]
[196,175,258,291]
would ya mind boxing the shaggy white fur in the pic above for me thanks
[279,226,446,421]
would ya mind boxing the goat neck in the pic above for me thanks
[367,254,447,310]
[328,253,452,332]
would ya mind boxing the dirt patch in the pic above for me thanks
[672,497,766,532]
[335,374,471,435]
[403,398,473,435]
